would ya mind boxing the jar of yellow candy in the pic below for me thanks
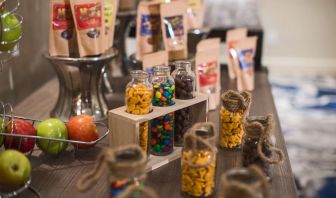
[126,70,153,154]
[219,90,251,150]
[181,133,217,197]
[219,165,270,198]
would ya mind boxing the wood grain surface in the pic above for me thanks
[11,70,298,198]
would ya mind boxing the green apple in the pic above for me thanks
[36,118,68,156]
[0,117,4,146]
[0,150,31,187]
[0,10,22,51]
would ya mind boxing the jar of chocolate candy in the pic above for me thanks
[76,145,147,198]
[181,133,217,197]
[171,60,196,100]
[151,65,175,107]
[242,115,284,179]
[125,70,153,155]
[219,90,251,150]
[174,107,192,146]
[219,165,270,198]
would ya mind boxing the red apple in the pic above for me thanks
[67,115,98,149]
[5,119,36,153]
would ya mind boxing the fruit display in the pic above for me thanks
[0,10,22,52]
[4,119,36,153]
[67,115,99,149]
[36,118,68,155]
[0,150,31,187]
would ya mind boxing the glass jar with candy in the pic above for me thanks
[171,60,196,99]
[150,65,175,156]
[125,70,153,155]
[151,65,175,107]
[181,132,217,197]
[76,145,147,198]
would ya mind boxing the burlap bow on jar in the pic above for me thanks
[219,90,251,149]
[242,114,284,177]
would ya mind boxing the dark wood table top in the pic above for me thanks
[12,70,298,198]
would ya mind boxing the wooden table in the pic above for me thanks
[12,70,298,198]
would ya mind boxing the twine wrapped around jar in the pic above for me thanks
[244,114,284,164]
[220,165,271,198]
[221,90,251,114]
[181,133,216,197]
[117,185,159,198]
[76,145,147,192]
[188,122,216,145]
[219,90,251,149]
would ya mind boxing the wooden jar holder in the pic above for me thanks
[108,93,209,172]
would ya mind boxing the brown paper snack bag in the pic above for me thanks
[103,0,119,51]
[49,0,76,57]
[143,50,168,75]
[226,28,247,79]
[195,38,221,110]
[232,36,258,91]
[160,1,188,61]
[186,0,204,30]
[70,0,105,57]
[135,1,161,61]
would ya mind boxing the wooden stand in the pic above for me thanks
[108,93,209,171]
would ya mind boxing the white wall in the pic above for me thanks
[259,0,336,74]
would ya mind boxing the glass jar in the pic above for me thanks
[117,186,159,198]
[242,115,284,179]
[174,107,192,146]
[151,65,175,107]
[171,61,196,99]
[181,133,217,197]
[190,122,216,145]
[150,112,174,155]
[107,145,147,198]
[125,70,153,155]
[219,166,270,198]
[219,90,251,150]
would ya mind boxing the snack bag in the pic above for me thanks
[135,1,161,61]
[103,0,119,51]
[226,28,247,79]
[232,36,258,91]
[70,0,105,57]
[143,50,168,75]
[186,0,204,30]
[160,1,188,61]
[49,0,76,57]
[195,38,221,110]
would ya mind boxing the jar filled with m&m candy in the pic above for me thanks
[151,65,175,107]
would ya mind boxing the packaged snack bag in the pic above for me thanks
[70,0,105,57]
[143,50,168,75]
[160,1,188,61]
[232,36,258,91]
[103,0,119,51]
[135,1,161,61]
[49,0,76,57]
[226,28,247,79]
[195,38,221,110]
[186,0,204,30]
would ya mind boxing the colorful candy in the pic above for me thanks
[219,108,244,149]
[110,177,145,198]
[152,82,175,107]
[181,150,216,197]
[150,113,174,155]
[126,84,152,115]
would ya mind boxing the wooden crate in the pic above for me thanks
[108,93,209,171]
